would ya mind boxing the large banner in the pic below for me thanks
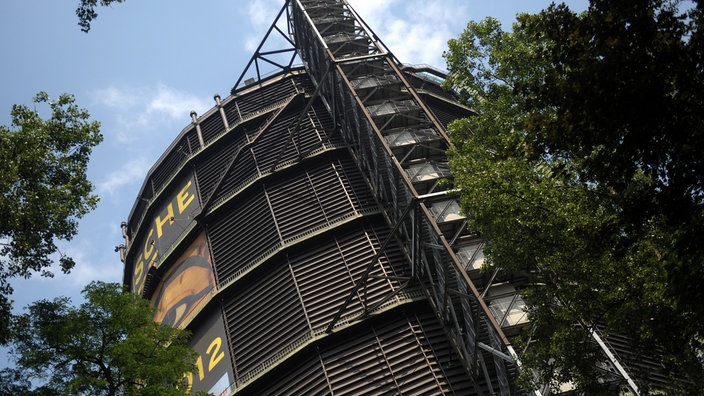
[185,310,235,395]
[131,175,200,295]
[151,232,216,328]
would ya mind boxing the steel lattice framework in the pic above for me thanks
[285,2,521,393]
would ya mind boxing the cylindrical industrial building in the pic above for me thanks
[121,1,530,395]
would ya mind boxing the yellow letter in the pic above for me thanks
[177,180,195,214]
[143,229,155,260]
[133,255,144,292]
[134,257,144,280]
[155,204,175,238]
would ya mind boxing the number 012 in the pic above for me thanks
[183,336,226,390]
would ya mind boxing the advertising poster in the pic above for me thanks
[130,175,200,295]
[186,310,235,396]
[151,232,216,328]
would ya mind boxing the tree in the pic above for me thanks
[0,367,32,395]
[76,0,126,32]
[7,281,207,396]
[0,92,102,344]
[444,0,703,393]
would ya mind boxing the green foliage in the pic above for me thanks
[444,0,703,393]
[7,281,202,396]
[0,92,102,344]
[76,0,126,32]
[0,367,32,395]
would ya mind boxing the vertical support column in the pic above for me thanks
[121,221,130,249]
[191,111,205,148]
[214,94,230,131]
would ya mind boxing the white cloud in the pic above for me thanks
[97,158,152,196]
[60,241,123,288]
[348,0,399,30]
[92,83,211,142]
[244,36,260,53]
[12,236,123,297]
[145,84,210,121]
[95,86,140,109]
[245,0,283,51]
[248,0,280,28]
[349,0,467,68]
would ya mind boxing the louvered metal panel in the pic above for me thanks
[150,135,193,193]
[290,231,373,328]
[334,158,376,210]
[403,69,457,100]
[599,330,678,390]
[127,197,149,244]
[321,332,399,395]
[313,310,478,395]
[414,315,476,394]
[199,112,226,144]
[210,148,259,203]
[229,77,301,115]
[240,354,329,395]
[377,322,444,393]
[426,99,468,128]
[208,189,279,282]
[308,161,355,217]
[222,263,308,375]
[193,137,241,202]
[186,125,203,154]
[249,109,327,170]
[266,168,327,240]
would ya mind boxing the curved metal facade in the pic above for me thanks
[121,1,529,395]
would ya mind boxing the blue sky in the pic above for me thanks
[1,0,586,361]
